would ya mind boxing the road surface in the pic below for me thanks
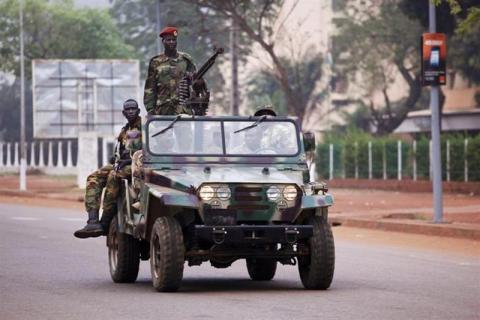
[0,203,478,320]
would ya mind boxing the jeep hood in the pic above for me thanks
[147,166,305,192]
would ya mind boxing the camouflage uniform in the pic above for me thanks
[84,116,142,215]
[102,117,143,215]
[84,164,115,213]
[143,52,197,115]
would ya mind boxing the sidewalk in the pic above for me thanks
[0,174,479,240]
[329,187,480,240]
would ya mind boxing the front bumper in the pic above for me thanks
[195,225,313,244]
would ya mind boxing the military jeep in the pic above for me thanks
[107,115,335,292]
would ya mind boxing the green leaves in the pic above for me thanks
[332,3,424,134]
[0,0,135,78]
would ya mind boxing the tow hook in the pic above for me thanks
[212,228,227,244]
[285,227,300,244]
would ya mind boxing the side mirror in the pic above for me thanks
[303,132,316,153]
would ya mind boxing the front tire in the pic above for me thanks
[246,258,277,281]
[107,216,140,283]
[298,216,335,290]
[150,216,185,292]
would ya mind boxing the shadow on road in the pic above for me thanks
[84,277,312,293]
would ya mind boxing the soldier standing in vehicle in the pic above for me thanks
[144,26,204,115]
[74,99,141,239]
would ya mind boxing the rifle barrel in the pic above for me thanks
[193,49,223,81]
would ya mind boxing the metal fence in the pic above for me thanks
[0,138,116,175]
[316,138,478,182]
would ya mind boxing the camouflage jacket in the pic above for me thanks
[117,116,142,158]
[143,52,197,115]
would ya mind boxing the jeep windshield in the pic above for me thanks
[147,118,300,156]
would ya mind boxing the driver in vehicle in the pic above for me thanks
[230,126,273,154]
[229,106,278,155]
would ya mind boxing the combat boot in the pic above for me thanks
[73,210,104,239]
[100,210,116,236]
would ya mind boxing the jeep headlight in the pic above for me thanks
[199,185,215,201]
[266,186,281,201]
[216,185,231,200]
[283,185,298,201]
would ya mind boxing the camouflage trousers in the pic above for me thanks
[84,164,114,212]
[102,165,132,215]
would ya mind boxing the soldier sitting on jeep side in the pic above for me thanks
[73,99,141,239]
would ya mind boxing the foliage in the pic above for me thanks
[466,135,480,181]
[246,50,326,118]
[333,2,427,134]
[246,70,288,115]
[316,132,480,181]
[400,0,480,84]
[110,0,237,112]
[0,78,33,141]
[0,0,134,78]
[189,0,326,124]
[112,0,230,64]
[0,0,134,141]
[414,136,430,180]
[339,102,372,133]
[431,0,480,34]
[449,21,480,84]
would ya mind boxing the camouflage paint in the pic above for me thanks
[131,115,333,238]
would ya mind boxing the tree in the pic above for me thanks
[431,0,480,34]
[400,0,480,84]
[333,3,426,135]
[190,0,326,123]
[0,0,134,78]
[110,0,247,113]
[0,0,134,141]
[247,50,327,126]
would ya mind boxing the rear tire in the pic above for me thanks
[246,258,277,281]
[107,216,140,283]
[150,216,185,292]
[298,216,335,290]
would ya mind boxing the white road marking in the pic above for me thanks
[11,217,40,221]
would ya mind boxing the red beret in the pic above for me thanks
[159,26,178,38]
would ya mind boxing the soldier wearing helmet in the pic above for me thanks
[254,105,277,117]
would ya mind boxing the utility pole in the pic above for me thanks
[429,1,443,223]
[19,0,27,191]
[156,0,162,53]
[230,18,239,115]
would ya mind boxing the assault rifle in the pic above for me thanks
[178,47,224,115]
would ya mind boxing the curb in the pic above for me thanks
[330,216,480,241]
[1,189,478,241]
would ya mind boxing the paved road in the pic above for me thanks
[0,203,478,320]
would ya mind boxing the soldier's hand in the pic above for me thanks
[192,78,207,94]
[115,159,132,172]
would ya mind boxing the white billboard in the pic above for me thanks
[32,59,140,138]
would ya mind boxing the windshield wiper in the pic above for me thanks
[234,115,267,134]
[151,115,181,137]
